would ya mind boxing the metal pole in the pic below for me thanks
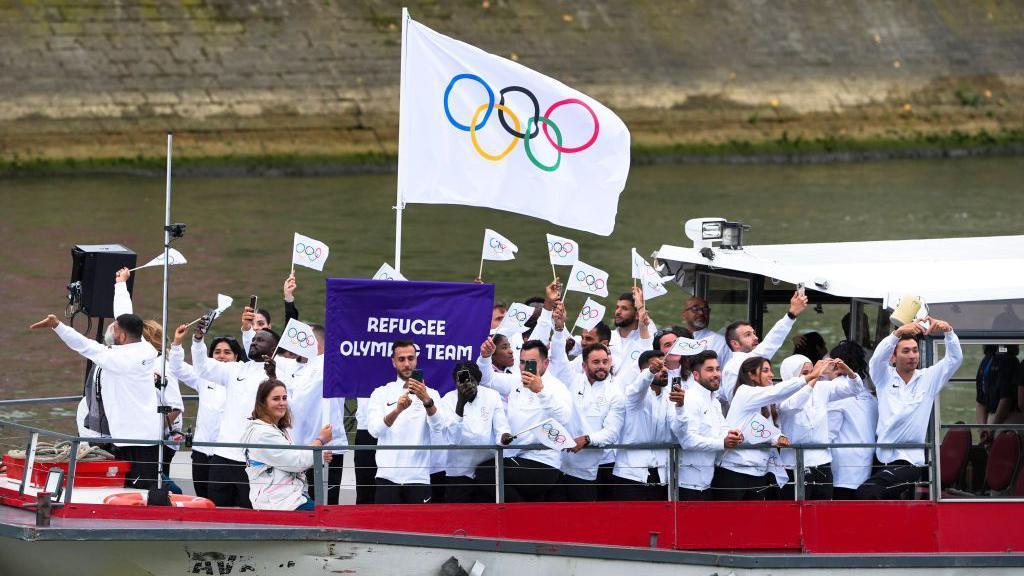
[393,7,410,273]
[64,440,80,505]
[926,337,940,501]
[312,447,325,506]
[19,432,39,495]
[494,447,504,504]
[156,132,173,491]
[667,446,678,502]
[795,448,805,501]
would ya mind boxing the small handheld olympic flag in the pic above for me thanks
[495,302,534,336]
[130,248,187,272]
[631,247,671,301]
[546,233,579,266]
[482,229,518,262]
[666,337,707,357]
[372,262,407,281]
[276,318,319,360]
[292,233,330,272]
[744,412,782,446]
[530,418,574,451]
[575,298,606,332]
[565,260,609,298]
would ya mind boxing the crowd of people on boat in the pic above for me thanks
[28,266,968,510]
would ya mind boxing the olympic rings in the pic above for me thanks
[498,86,539,139]
[443,74,600,171]
[750,421,772,439]
[542,98,599,153]
[511,310,529,323]
[488,237,509,254]
[376,273,394,280]
[471,103,519,161]
[541,422,566,444]
[287,327,316,348]
[579,305,600,319]
[574,270,605,290]
[548,240,575,257]
[294,243,323,262]
[444,74,494,131]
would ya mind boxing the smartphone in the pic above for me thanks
[410,369,424,383]
[671,376,682,390]
[523,360,537,375]
[456,369,473,384]
[249,295,258,312]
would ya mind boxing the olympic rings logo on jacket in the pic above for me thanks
[443,73,600,172]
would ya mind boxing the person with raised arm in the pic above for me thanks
[719,289,809,410]
[713,356,829,500]
[477,337,572,502]
[549,302,624,501]
[187,311,299,508]
[857,317,962,499]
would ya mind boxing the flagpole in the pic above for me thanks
[551,262,557,282]
[157,131,173,491]
[393,7,411,273]
[478,257,484,281]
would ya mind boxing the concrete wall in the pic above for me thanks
[1,0,1022,164]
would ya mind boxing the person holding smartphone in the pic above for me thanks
[477,337,572,502]
[366,340,449,504]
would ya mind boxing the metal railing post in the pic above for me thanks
[64,440,80,505]
[667,446,678,502]
[312,447,325,506]
[794,448,805,501]
[19,431,39,495]
[156,440,164,490]
[494,447,504,504]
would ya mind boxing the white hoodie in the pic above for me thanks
[241,419,312,511]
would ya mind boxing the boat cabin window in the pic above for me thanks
[696,271,749,334]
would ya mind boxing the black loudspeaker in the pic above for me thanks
[70,244,137,318]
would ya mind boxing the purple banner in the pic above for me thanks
[324,279,494,398]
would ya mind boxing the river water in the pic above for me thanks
[1,156,1022,434]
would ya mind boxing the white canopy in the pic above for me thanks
[656,235,1024,305]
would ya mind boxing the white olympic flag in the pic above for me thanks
[292,233,330,272]
[547,233,580,266]
[565,260,609,298]
[482,229,518,262]
[575,297,606,331]
[278,318,319,360]
[495,302,534,336]
[372,262,408,281]
[397,15,631,236]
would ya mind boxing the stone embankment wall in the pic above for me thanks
[1,0,1021,167]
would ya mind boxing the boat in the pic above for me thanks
[3,218,1024,575]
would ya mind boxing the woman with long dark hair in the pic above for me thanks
[713,356,826,501]
[241,379,331,511]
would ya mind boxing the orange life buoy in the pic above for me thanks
[102,492,215,508]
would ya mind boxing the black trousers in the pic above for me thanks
[833,486,859,500]
[430,471,447,504]
[354,429,377,504]
[596,461,616,501]
[444,475,479,503]
[113,445,160,490]
[547,473,599,502]
[375,478,432,504]
[677,487,712,501]
[711,466,772,501]
[611,468,666,501]
[780,465,835,500]
[856,461,925,500]
[207,455,251,508]
[191,450,212,499]
[502,457,561,502]
[303,454,345,505]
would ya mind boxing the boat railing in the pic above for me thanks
[1,396,1016,505]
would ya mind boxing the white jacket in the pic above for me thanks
[241,419,312,511]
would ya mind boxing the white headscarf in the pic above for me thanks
[780,354,812,380]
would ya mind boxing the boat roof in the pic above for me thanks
[656,235,1024,305]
